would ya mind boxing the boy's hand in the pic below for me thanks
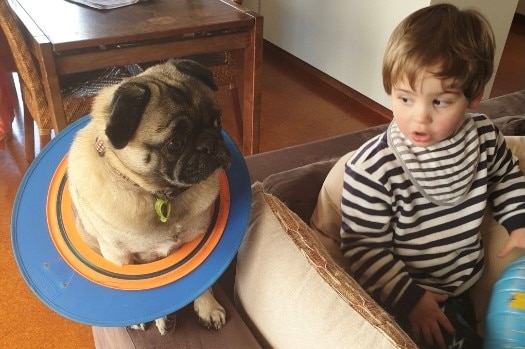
[498,228,525,258]
[408,291,455,349]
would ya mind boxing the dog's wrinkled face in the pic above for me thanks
[103,59,232,188]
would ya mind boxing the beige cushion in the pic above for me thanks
[235,183,417,349]
[310,151,354,269]
[310,136,525,333]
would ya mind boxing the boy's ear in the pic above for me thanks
[468,90,484,109]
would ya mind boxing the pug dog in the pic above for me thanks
[67,59,232,335]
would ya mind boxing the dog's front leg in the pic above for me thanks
[193,288,226,330]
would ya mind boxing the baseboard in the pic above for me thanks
[514,12,525,26]
[263,40,392,121]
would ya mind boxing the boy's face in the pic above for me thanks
[390,69,480,147]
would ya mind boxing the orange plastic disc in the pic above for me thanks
[46,156,230,290]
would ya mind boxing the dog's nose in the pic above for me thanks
[196,134,218,155]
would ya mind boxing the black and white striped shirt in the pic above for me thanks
[340,113,525,318]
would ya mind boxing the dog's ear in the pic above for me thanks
[105,82,151,149]
[169,59,218,91]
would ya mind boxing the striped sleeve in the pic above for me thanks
[340,134,424,315]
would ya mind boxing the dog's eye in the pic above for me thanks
[165,139,183,153]
[212,111,222,129]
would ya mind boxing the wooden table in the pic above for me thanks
[7,0,262,154]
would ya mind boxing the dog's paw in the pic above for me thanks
[193,289,226,330]
[128,316,175,336]
[154,316,175,336]
[196,304,226,330]
[129,323,148,331]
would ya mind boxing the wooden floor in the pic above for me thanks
[0,17,524,349]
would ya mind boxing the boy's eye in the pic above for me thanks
[433,99,448,106]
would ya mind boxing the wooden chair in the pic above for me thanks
[0,0,140,163]
[140,51,243,141]
[0,27,17,148]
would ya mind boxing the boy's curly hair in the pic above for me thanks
[382,3,495,100]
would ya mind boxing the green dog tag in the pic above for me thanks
[154,198,171,223]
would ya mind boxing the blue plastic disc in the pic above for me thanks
[11,116,251,327]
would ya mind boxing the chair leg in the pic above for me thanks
[23,104,35,163]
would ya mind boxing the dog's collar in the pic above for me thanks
[95,137,188,222]
[112,166,186,199]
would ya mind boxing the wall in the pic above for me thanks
[434,0,519,101]
[245,0,519,109]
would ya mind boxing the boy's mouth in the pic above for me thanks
[411,131,431,144]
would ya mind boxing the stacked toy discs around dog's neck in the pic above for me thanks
[11,116,252,326]
[47,157,230,291]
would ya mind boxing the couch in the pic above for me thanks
[92,89,525,348]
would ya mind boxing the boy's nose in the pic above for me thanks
[413,105,432,124]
